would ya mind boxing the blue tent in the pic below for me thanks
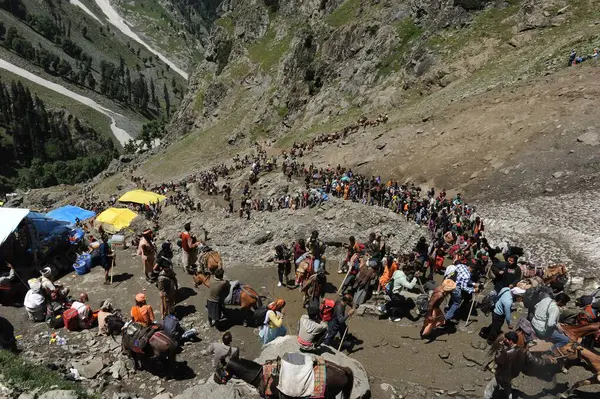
[46,205,96,226]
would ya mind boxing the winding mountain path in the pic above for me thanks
[93,0,189,80]
[0,57,133,145]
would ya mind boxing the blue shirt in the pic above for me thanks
[494,287,514,325]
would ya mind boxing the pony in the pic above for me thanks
[215,356,354,399]
[198,250,223,273]
[489,323,600,398]
[121,326,177,378]
[193,272,262,326]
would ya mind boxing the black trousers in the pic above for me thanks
[277,262,291,284]
[487,312,505,342]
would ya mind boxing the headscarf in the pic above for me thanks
[135,293,146,303]
[267,299,286,311]
[511,287,526,296]
[101,299,114,311]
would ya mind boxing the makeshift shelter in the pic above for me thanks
[46,205,95,226]
[118,190,166,205]
[95,208,138,232]
[0,208,30,247]
[0,208,72,269]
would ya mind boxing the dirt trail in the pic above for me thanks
[0,57,133,145]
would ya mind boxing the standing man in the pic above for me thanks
[180,222,201,274]
[307,230,324,273]
[98,235,114,285]
[157,266,178,319]
[138,229,156,282]
[323,294,355,348]
[445,261,478,324]
[480,287,525,344]
[207,268,230,327]
[274,244,291,287]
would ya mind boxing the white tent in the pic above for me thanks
[0,208,30,246]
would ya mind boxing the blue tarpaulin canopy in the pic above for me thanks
[46,205,95,226]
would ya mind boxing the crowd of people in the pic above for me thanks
[6,112,600,399]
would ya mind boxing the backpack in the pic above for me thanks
[416,294,429,315]
[523,285,553,311]
[320,299,335,322]
[252,306,268,327]
[105,314,125,336]
[62,308,80,331]
[162,314,182,340]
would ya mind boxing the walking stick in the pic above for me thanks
[338,325,349,351]
[464,262,494,327]
[337,266,352,296]
[110,256,115,284]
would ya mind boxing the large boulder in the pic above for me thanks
[255,335,371,399]
[173,378,258,399]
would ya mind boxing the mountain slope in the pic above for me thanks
[0,0,212,192]
[142,0,600,199]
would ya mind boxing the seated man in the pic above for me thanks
[298,306,328,352]
[71,293,94,329]
[205,331,239,367]
[131,293,155,327]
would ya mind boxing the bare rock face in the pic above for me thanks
[517,0,565,31]
[255,335,371,399]
[173,378,258,399]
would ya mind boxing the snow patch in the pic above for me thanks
[93,0,189,80]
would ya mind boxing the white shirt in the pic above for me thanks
[71,301,89,320]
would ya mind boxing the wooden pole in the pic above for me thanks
[110,256,115,284]
[464,261,494,327]
[338,325,349,351]
[337,267,352,296]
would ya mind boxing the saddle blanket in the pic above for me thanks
[276,353,326,398]
[224,281,241,305]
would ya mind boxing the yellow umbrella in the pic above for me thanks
[96,208,138,232]
[118,189,166,205]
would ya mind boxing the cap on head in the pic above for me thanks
[41,267,52,278]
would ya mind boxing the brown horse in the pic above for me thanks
[193,272,262,326]
[558,343,600,398]
[542,264,568,285]
[489,323,600,398]
[122,328,177,378]
[216,357,354,399]
[198,250,223,273]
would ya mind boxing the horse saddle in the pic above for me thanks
[263,353,326,399]
[224,281,242,305]
[126,323,156,355]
